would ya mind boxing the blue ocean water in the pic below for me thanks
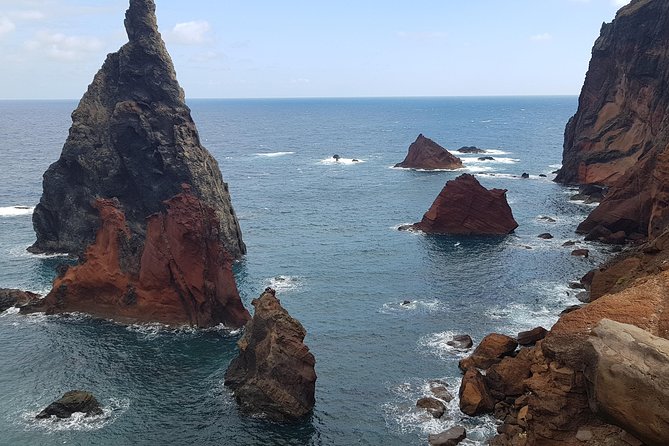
[0,97,611,445]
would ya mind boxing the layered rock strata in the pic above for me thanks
[23,188,250,328]
[30,0,245,259]
[225,288,316,421]
[411,174,518,235]
[556,0,669,242]
[394,134,463,170]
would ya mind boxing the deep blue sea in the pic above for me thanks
[0,97,612,445]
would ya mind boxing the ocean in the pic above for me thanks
[0,97,611,445]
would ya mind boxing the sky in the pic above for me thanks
[0,0,631,99]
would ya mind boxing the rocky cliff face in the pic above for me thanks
[225,288,316,421]
[556,0,669,188]
[394,134,463,170]
[23,188,250,328]
[29,0,245,259]
[412,174,518,235]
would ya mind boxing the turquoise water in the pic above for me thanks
[0,97,610,445]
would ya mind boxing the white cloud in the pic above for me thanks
[25,31,104,61]
[166,20,211,45]
[612,0,630,6]
[530,33,552,41]
[0,17,16,37]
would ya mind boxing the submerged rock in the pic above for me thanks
[394,134,463,170]
[447,334,473,349]
[225,288,316,422]
[29,0,245,259]
[23,188,250,328]
[457,146,486,154]
[36,390,103,419]
[412,174,518,235]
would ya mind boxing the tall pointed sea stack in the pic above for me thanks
[30,0,245,259]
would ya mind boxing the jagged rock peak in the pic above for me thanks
[125,0,159,42]
[30,0,245,259]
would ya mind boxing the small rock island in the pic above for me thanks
[394,134,463,170]
[410,174,518,235]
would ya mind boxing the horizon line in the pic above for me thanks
[0,94,580,102]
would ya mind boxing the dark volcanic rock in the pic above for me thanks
[23,189,250,328]
[36,390,103,419]
[412,174,518,235]
[572,249,590,258]
[447,334,473,349]
[0,288,41,311]
[537,233,553,240]
[29,0,245,259]
[224,288,316,422]
[517,326,548,346]
[457,146,486,154]
[394,134,463,170]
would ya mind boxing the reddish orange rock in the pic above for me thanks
[24,189,250,328]
[394,134,463,170]
[413,174,518,235]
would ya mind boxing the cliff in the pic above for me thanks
[394,134,463,170]
[412,174,518,235]
[556,0,669,187]
[23,188,250,328]
[29,0,245,259]
[225,288,316,421]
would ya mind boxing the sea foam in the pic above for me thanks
[0,206,34,217]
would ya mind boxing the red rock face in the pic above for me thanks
[394,134,463,170]
[26,189,250,328]
[556,0,669,187]
[413,174,518,235]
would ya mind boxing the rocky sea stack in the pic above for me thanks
[394,134,463,170]
[556,0,669,241]
[225,288,316,422]
[29,0,245,259]
[411,174,518,235]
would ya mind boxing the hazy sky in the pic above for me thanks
[0,0,630,99]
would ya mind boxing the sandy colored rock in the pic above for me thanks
[23,190,250,328]
[413,174,518,236]
[394,134,463,170]
[224,289,316,422]
[583,319,669,445]
[30,0,245,259]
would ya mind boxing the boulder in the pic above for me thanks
[394,134,463,170]
[520,173,530,179]
[478,156,495,161]
[571,249,590,258]
[22,189,250,328]
[416,397,446,419]
[224,288,316,422]
[428,426,467,446]
[36,390,103,419]
[583,319,669,445]
[537,233,553,240]
[517,327,548,346]
[459,333,518,370]
[412,174,518,235]
[430,384,454,402]
[458,368,495,416]
[29,0,245,259]
[447,334,473,349]
[0,288,41,311]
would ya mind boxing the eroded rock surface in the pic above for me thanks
[394,134,463,170]
[0,288,41,312]
[30,0,244,259]
[412,174,518,235]
[36,390,103,419]
[23,189,250,328]
[224,288,316,421]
